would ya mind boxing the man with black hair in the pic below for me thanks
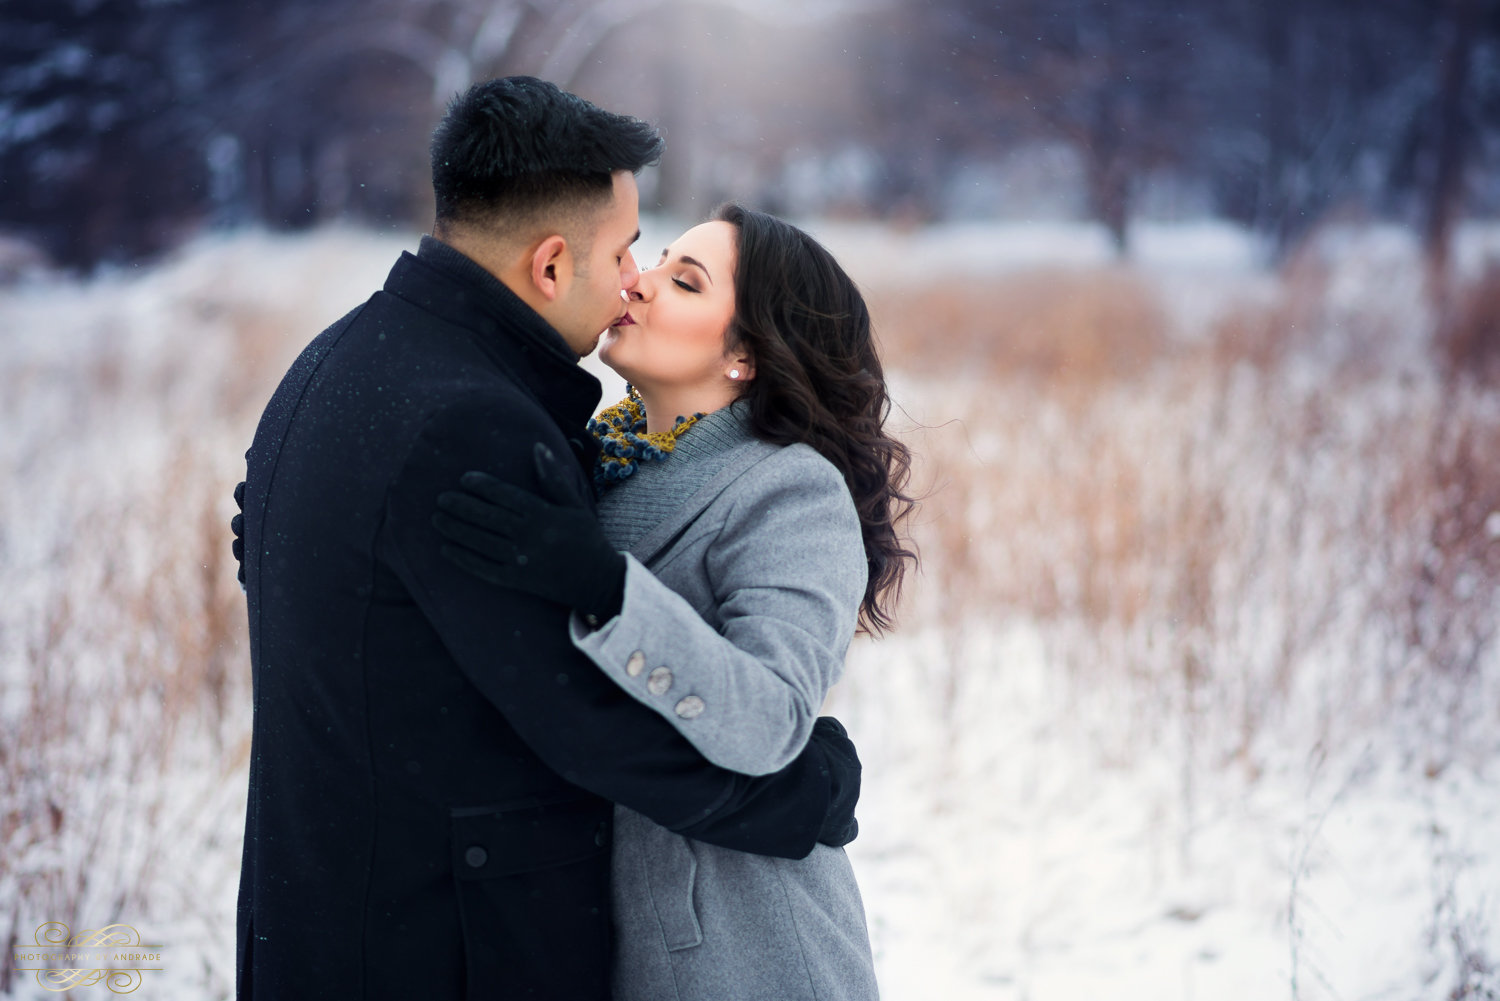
[232,77,861,1000]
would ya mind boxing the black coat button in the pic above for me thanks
[464,845,487,868]
[594,822,607,847]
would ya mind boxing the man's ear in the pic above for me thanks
[528,235,570,302]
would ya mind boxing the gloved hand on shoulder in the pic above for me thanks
[433,442,626,626]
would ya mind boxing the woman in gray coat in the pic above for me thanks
[436,204,914,1000]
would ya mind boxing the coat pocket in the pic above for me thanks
[644,829,703,952]
[450,795,613,999]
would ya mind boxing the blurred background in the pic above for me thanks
[3,1,1500,998]
[7,0,1500,267]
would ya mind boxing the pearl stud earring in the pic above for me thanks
[729,369,741,380]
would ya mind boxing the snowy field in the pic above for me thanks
[2,219,1499,999]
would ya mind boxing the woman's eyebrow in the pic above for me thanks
[677,255,713,283]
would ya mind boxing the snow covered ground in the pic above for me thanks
[834,624,1500,1000]
[2,220,1498,1000]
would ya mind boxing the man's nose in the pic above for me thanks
[620,250,640,291]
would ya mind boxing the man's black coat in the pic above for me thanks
[236,239,851,1000]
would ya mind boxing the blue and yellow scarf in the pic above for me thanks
[586,387,703,495]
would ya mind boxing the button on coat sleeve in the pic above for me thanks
[570,446,868,775]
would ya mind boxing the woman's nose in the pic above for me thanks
[628,271,656,302]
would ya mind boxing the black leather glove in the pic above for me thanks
[434,442,627,624]
[812,716,861,847]
[232,481,245,588]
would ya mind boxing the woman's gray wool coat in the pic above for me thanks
[570,403,880,1001]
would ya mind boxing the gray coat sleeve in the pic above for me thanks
[569,445,867,776]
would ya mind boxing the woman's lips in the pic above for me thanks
[612,311,636,327]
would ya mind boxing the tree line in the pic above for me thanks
[866,0,1500,262]
[2,0,1498,269]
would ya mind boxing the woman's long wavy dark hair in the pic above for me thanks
[715,203,916,633]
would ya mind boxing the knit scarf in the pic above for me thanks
[586,387,703,494]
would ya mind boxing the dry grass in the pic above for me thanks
[875,267,1168,386]
[1441,263,1500,381]
[0,446,247,954]
[856,247,1500,993]
[875,255,1500,779]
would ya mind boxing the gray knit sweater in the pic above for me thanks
[595,399,757,551]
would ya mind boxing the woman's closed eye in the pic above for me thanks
[672,277,701,293]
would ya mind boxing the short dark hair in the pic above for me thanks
[430,76,663,234]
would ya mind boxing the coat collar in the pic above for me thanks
[382,237,603,471]
[628,439,782,566]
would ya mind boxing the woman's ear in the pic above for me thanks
[725,349,756,384]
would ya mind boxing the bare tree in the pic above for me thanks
[874,0,1199,251]
[1426,0,1481,278]
[0,0,873,266]
[9,0,1500,267]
